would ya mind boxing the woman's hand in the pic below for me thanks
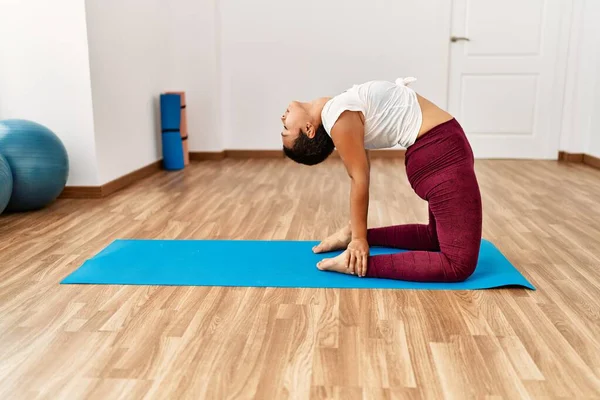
[347,238,369,277]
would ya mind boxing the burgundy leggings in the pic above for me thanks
[366,119,482,282]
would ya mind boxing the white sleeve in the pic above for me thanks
[321,91,365,135]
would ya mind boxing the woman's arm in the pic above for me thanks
[330,111,370,276]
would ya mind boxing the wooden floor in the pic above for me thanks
[1,158,600,399]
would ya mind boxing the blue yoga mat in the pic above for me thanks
[61,239,534,290]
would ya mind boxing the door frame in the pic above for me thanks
[557,0,593,155]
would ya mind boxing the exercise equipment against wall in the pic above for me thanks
[159,93,185,170]
[0,119,69,212]
[165,91,190,166]
[0,154,13,214]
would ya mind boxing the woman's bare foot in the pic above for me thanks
[317,250,354,275]
[312,222,352,253]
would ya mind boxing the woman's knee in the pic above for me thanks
[448,256,478,282]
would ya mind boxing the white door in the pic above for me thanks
[448,0,571,159]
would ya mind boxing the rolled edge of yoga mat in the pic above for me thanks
[166,91,189,166]
[162,131,185,170]
[181,107,189,166]
[182,135,190,166]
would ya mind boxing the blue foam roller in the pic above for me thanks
[0,154,13,214]
[160,94,184,170]
[162,131,185,170]
[160,94,181,131]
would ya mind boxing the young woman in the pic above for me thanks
[281,78,482,282]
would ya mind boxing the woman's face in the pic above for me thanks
[281,101,310,148]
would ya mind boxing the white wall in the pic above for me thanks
[0,0,99,186]
[169,1,222,152]
[85,0,173,184]
[587,10,600,158]
[219,0,452,150]
[589,73,600,158]
[560,0,600,157]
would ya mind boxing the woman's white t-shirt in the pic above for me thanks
[321,78,423,149]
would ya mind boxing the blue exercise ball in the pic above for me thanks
[0,154,13,214]
[0,119,69,212]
